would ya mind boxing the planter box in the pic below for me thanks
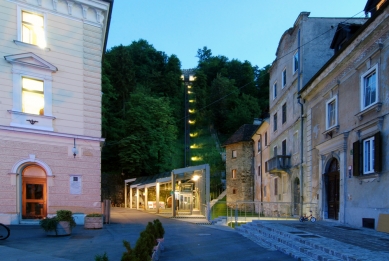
[84,216,103,229]
[46,221,72,236]
[157,238,164,251]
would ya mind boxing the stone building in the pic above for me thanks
[252,119,270,203]
[267,11,366,216]
[0,0,112,224]
[224,123,260,204]
[300,0,389,228]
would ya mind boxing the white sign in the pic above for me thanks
[70,175,82,194]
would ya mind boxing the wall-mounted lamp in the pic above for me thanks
[72,138,78,158]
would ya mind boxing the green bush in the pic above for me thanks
[153,219,165,238]
[121,240,139,261]
[86,213,103,217]
[39,210,76,232]
[95,252,109,261]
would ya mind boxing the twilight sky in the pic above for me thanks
[107,0,368,69]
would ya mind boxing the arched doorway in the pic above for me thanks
[22,165,47,220]
[326,158,339,220]
[293,177,300,216]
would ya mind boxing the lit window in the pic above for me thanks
[232,150,237,158]
[282,69,286,88]
[21,11,46,48]
[326,96,337,129]
[22,77,44,115]
[273,82,277,99]
[293,51,299,73]
[361,65,378,110]
[232,169,236,179]
[363,137,375,174]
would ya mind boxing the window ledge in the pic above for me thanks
[323,125,339,138]
[355,102,382,120]
[356,173,380,183]
[13,40,51,52]
[7,110,56,120]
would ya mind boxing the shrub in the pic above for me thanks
[95,252,110,261]
[86,213,103,217]
[153,219,165,238]
[39,210,76,232]
[121,240,139,261]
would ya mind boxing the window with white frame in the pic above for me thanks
[20,10,46,48]
[360,64,378,111]
[232,150,237,158]
[353,132,382,176]
[273,82,277,99]
[273,113,277,131]
[363,136,375,174]
[232,169,237,179]
[326,96,338,130]
[22,77,44,115]
[282,68,286,88]
[4,53,57,131]
[293,51,299,73]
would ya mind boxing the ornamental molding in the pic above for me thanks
[8,0,109,27]
[4,52,58,72]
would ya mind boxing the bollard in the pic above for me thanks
[102,199,111,224]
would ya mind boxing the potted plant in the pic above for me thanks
[40,210,76,236]
[84,213,104,229]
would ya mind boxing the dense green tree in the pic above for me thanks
[102,40,183,176]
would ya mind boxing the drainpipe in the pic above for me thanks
[297,29,304,217]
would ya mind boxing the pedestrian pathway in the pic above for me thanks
[236,220,389,261]
[0,208,294,261]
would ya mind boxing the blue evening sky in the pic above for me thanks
[107,1,368,69]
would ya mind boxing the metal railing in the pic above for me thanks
[265,155,291,173]
[212,201,319,227]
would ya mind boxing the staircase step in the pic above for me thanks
[237,222,348,261]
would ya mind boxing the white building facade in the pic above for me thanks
[0,0,112,224]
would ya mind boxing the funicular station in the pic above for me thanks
[124,164,210,220]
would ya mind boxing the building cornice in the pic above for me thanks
[0,124,104,142]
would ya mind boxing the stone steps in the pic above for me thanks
[236,221,356,261]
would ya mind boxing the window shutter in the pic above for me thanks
[353,140,360,176]
[374,132,382,172]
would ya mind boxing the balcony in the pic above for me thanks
[265,155,291,174]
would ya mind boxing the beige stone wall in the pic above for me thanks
[0,129,102,217]
[301,5,389,226]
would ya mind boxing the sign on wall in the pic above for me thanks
[70,175,82,194]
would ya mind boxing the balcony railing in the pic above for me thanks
[265,155,291,173]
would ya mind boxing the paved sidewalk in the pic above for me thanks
[0,208,294,261]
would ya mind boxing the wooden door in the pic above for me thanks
[22,177,47,219]
[327,159,339,220]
